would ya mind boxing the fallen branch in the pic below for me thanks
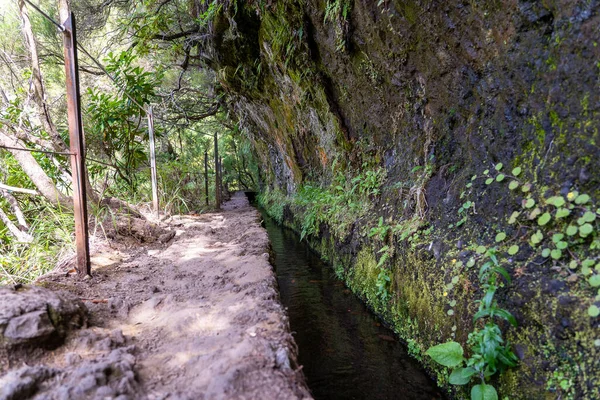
[0,207,33,243]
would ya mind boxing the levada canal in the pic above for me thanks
[260,211,444,400]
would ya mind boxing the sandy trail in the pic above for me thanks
[2,192,311,400]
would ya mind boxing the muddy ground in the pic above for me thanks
[0,192,312,400]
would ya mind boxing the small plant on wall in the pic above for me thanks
[425,248,518,400]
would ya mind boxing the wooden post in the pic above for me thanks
[62,13,90,276]
[214,133,220,209]
[204,149,209,206]
[147,106,159,219]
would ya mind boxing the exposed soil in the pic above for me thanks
[1,192,312,400]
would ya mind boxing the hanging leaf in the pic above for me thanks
[449,367,476,385]
[471,384,499,400]
[512,166,522,176]
[425,342,464,367]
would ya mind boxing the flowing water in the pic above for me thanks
[260,212,444,400]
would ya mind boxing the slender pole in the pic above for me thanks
[214,133,220,209]
[219,156,223,200]
[204,149,209,206]
[62,13,90,277]
[147,106,159,219]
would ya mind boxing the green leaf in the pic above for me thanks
[537,212,551,226]
[425,342,464,367]
[495,232,506,242]
[471,384,498,400]
[582,259,596,268]
[546,196,566,207]
[569,260,578,270]
[528,207,541,220]
[476,245,487,254]
[495,163,503,171]
[483,169,489,175]
[495,309,518,326]
[566,225,578,236]
[583,211,597,223]
[589,275,600,287]
[508,245,519,255]
[449,367,476,385]
[485,178,494,185]
[452,276,460,284]
[508,181,519,190]
[447,309,454,316]
[531,230,543,245]
[551,249,562,260]
[556,241,568,250]
[496,174,505,182]
[512,166,522,176]
[521,183,532,193]
[508,211,520,224]
[579,223,594,237]
[552,233,564,243]
[575,194,590,205]
[588,305,600,318]
[556,208,571,218]
[541,248,550,258]
[525,198,535,209]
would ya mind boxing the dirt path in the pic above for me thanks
[2,192,312,400]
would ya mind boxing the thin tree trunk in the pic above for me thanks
[0,131,72,208]
[19,0,99,206]
[18,0,69,154]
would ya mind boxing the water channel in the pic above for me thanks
[260,211,444,400]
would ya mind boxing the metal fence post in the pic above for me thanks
[147,106,159,219]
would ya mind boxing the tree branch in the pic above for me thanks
[0,183,39,196]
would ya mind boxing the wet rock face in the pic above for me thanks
[0,286,87,349]
[207,0,600,398]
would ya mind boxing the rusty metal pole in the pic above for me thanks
[62,13,90,276]
[204,149,209,206]
[147,106,159,219]
[214,133,220,209]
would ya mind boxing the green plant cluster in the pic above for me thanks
[323,0,352,52]
[433,161,600,398]
[292,166,386,241]
[426,247,518,400]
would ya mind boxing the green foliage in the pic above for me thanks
[292,166,386,241]
[323,0,352,52]
[86,51,162,189]
[369,216,390,241]
[376,267,391,302]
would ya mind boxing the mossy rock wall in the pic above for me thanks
[205,1,600,398]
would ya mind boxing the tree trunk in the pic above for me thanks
[18,0,69,154]
[0,131,72,208]
[18,0,99,206]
